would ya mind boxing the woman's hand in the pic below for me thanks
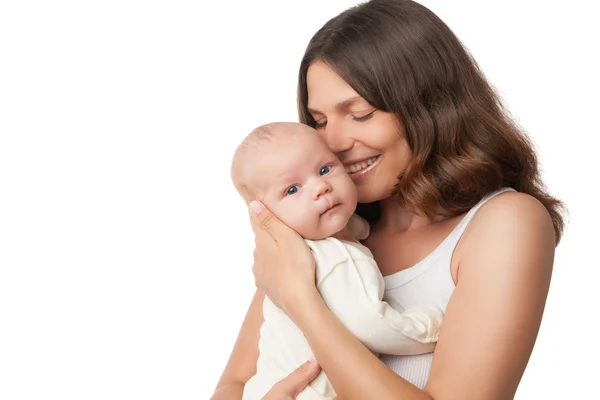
[249,201,318,316]
[262,360,322,400]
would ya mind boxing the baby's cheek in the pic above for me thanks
[289,207,321,238]
[268,202,297,229]
[274,202,299,226]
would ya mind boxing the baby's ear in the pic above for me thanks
[346,213,370,241]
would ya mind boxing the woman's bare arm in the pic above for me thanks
[291,290,432,399]
[211,290,264,400]
[258,192,555,399]
[425,192,555,399]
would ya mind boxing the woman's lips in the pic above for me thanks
[345,155,382,181]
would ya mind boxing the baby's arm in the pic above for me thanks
[312,238,443,356]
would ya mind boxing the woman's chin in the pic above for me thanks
[357,189,387,204]
[355,177,396,203]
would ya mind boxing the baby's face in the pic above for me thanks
[250,132,357,240]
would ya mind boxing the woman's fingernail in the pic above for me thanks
[249,201,264,216]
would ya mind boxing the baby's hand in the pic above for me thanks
[346,214,370,241]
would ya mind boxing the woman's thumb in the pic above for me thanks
[283,359,321,398]
[249,201,280,235]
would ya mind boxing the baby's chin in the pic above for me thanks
[296,216,350,241]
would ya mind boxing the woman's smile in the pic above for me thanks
[344,155,382,181]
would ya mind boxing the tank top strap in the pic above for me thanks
[383,187,517,289]
[442,187,516,250]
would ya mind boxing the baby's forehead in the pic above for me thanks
[244,140,298,181]
[246,134,330,185]
[263,131,331,159]
[272,127,328,149]
[247,159,295,190]
[246,128,318,156]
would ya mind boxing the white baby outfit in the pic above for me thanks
[242,216,444,400]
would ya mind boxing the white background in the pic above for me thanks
[0,1,598,399]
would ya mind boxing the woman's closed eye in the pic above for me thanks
[352,109,376,122]
[314,119,327,129]
[312,109,376,129]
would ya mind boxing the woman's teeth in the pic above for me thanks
[345,156,378,174]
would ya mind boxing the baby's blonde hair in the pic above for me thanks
[231,122,314,204]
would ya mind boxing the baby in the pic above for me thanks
[231,122,443,400]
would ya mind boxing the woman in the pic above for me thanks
[212,0,565,398]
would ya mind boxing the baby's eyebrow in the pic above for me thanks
[271,173,296,188]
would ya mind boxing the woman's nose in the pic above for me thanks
[323,119,354,155]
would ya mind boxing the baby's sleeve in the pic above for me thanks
[309,238,444,356]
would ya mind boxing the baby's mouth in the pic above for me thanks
[322,202,341,216]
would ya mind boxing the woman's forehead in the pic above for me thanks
[306,62,366,112]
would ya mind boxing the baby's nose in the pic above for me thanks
[314,180,332,199]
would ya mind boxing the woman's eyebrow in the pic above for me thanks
[308,95,364,115]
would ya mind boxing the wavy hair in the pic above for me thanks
[297,0,566,242]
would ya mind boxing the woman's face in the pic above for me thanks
[306,61,411,203]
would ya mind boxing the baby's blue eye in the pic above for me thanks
[286,185,299,196]
[320,165,331,175]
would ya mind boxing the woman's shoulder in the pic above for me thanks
[457,190,555,272]
[470,191,553,233]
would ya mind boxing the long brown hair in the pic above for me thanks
[297,0,566,243]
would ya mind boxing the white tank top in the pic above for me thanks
[379,188,515,389]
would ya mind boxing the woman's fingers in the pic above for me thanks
[248,199,316,314]
[249,200,288,240]
[267,359,321,399]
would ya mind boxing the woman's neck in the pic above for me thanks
[332,227,356,242]
[377,196,443,233]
